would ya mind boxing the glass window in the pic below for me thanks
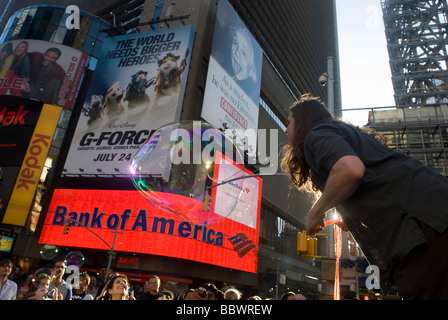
[82,36,96,56]
[92,39,104,58]
[51,26,68,44]
[42,23,59,42]
[15,9,32,39]
[259,205,300,257]
[48,7,65,27]
[59,9,73,27]
[61,28,78,47]
[88,21,101,38]
[1,5,111,56]
[85,56,98,71]
[71,17,93,51]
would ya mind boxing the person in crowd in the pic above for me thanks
[281,93,448,299]
[86,275,99,298]
[0,258,17,300]
[182,289,196,300]
[281,291,307,300]
[17,274,33,300]
[49,260,72,300]
[71,272,94,300]
[205,282,219,300]
[22,273,62,300]
[97,273,134,300]
[137,275,161,300]
[195,286,208,300]
[160,289,174,300]
[224,288,241,300]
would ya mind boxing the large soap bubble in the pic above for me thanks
[39,244,59,260]
[130,121,246,226]
[64,250,86,268]
[31,268,53,288]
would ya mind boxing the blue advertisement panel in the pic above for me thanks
[63,25,195,176]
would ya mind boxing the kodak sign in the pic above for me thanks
[0,105,30,127]
[2,104,62,226]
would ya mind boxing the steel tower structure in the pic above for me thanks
[363,1,448,177]
[382,0,448,107]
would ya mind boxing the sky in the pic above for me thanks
[336,0,396,126]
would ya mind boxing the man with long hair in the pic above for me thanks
[281,94,448,299]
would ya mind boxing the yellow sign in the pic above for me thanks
[0,238,13,251]
[2,104,62,226]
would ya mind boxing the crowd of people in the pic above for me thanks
[0,258,307,301]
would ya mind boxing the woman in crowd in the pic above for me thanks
[22,273,62,300]
[97,273,135,300]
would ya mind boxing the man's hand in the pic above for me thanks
[305,210,325,236]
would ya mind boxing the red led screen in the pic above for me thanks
[39,184,261,273]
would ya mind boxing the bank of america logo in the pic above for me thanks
[228,233,256,258]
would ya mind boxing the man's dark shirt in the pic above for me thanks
[304,120,448,293]
[137,291,160,300]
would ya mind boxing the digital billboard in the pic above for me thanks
[63,25,195,176]
[0,39,88,109]
[39,165,261,273]
[0,96,44,166]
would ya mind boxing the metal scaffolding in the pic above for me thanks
[382,0,448,107]
[364,0,448,177]
[366,105,448,176]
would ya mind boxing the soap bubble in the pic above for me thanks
[39,244,59,260]
[130,121,246,226]
[31,268,53,288]
[64,250,85,267]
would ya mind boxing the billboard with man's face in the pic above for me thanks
[0,39,88,109]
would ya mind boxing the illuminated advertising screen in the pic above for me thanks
[63,25,195,176]
[39,166,261,273]
[0,96,43,166]
[0,40,88,109]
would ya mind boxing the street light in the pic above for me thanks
[319,56,342,300]
[319,56,335,116]
[63,218,122,281]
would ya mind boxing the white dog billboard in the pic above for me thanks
[63,25,195,176]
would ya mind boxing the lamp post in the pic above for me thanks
[63,218,122,281]
[320,56,335,116]
[319,56,341,300]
